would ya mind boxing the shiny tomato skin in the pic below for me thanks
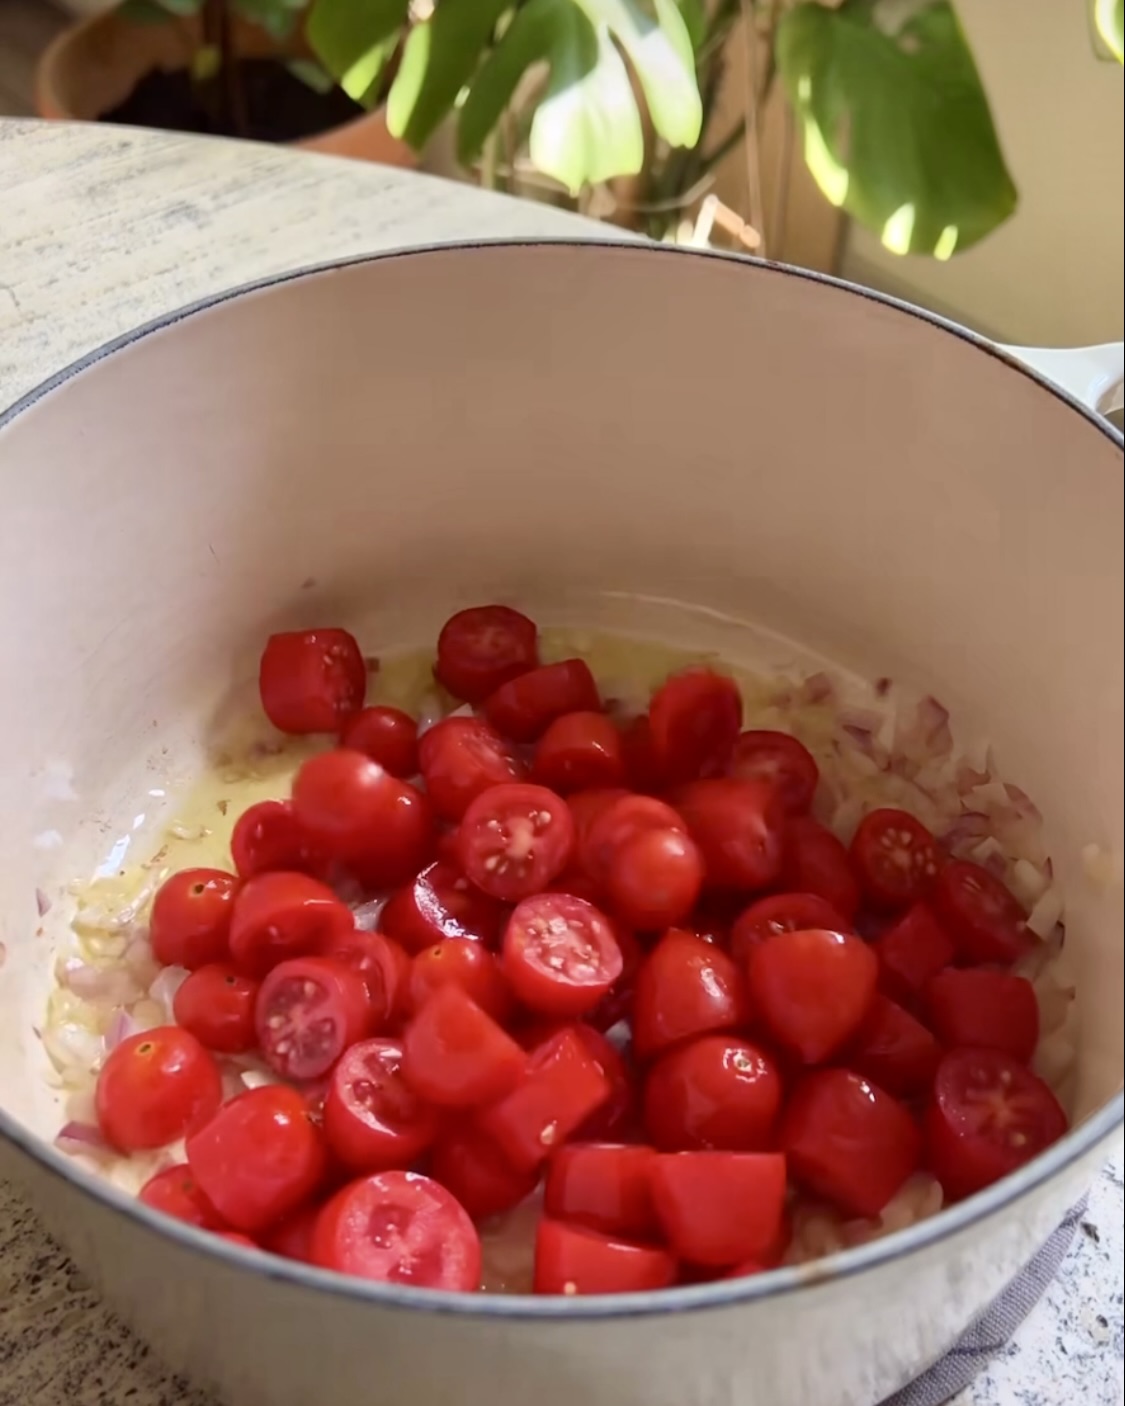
[534,1219,677,1295]
[650,1152,787,1267]
[581,794,686,888]
[545,1142,659,1239]
[323,929,409,1027]
[434,605,539,704]
[230,800,327,881]
[850,808,942,912]
[643,1036,782,1152]
[502,893,623,1018]
[150,867,240,970]
[730,891,851,966]
[259,628,366,734]
[673,779,785,891]
[747,927,877,1065]
[619,713,669,793]
[569,1024,636,1141]
[96,1026,222,1153]
[418,716,526,822]
[782,1069,921,1219]
[458,783,575,902]
[648,668,743,784]
[228,871,355,977]
[484,659,601,743]
[874,902,957,1006]
[932,861,1031,965]
[926,968,1039,1063]
[727,730,819,815]
[323,1037,439,1173]
[255,956,372,1081]
[533,711,626,794]
[407,938,512,1022]
[846,994,942,1098]
[380,860,507,953]
[340,705,419,778]
[402,985,526,1109]
[429,1123,540,1222]
[173,962,259,1054]
[139,1164,227,1230]
[781,817,861,919]
[262,1201,322,1263]
[604,826,705,931]
[632,928,749,1060]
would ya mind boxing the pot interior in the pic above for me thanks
[0,242,1121,1166]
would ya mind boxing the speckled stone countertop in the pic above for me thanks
[1,116,1122,1406]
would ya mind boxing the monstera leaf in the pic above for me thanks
[308,0,410,103]
[776,0,1017,257]
[1094,0,1123,61]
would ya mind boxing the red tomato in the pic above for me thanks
[186,1085,327,1233]
[632,928,749,1060]
[262,1201,322,1263]
[747,928,877,1065]
[850,808,941,912]
[581,794,686,887]
[933,861,1031,965]
[502,893,623,1018]
[313,1171,482,1290]
[259,628,366,734]
[434,605,539,704]
[230,800,327,881]
[402,985,526,1108]
[215,1232,259,1249]
[780,817,861,919]
[847,994,941,1098]
[782,1069,921,1218]
[874,902,957,1006]
[569,1025,636,1140]
[429,1123,539,1222]
[323,929,409,1027]
[407,938,512,1022]
[533,712,626,793]
[544,1143,658,1239]
[479,1027,611,1172]
[418,717,526,822]
[604,826,704,932]
[228,872,354,977]
[650,1152,787,1267]
[291,749,433,888]
[674,779,784,891]
[483,659,601,743]
[567,787,632,847]
[730,891,851,966]
[340,705,419,778]
[173,962,259,1054]
[380,860,507,954]
[926,1049,1067,1201]
[139,1164,226,1229]
[255,956,372,1080]
[927,969,1040,1064]
[149,868,239,970]
[619,713,668,793]
[458,783,575,901]
[96,1026,222,1153]
[643,1036,782,1151]
[727,730,819,815]
[648,668,742,784]
[323,1037,439,1172]
[534,1219,676,1295]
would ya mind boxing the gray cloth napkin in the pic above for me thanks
[881,1200,1087,1406]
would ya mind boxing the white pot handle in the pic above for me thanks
[996,342,1124,418]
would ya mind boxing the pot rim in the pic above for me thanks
[1,238,1121,1322]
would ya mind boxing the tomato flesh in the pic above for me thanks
[380,859,506,953]
[649,668,743,783]
[846,994,941,1098]
[96,1026,222,1153]
[603,826,704,931]
[430,1124,539,1222]
[458,783,575,901]
[255,956,372,1081]
[727,730,819,815]
[324,1037,439,1172]
[139,1164,227,1230]
[874,902,956,1006]
[323,929,409,1027]
[435,605,539,704]
[650,1152,787,1267]
[502,893,623,1018]
[259,628,367,734]
[230,800,326,880]
[730,891,851,966]
[534,1219,677,1295]
[643,1036,782,1151]
[780,817,861,919]
[850,808,941,912]
[484,659,601,742]
[926,968,1039,1063]
[581,794,686,888]
[533,711,626,793]
[545,1143,659,1240]
[407,938,512,1022]
[933,861,1031,965]
[402,985,526,1108]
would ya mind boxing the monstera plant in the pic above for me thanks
[1093,0,1123,61]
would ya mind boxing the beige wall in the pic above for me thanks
[841,0,1124,346]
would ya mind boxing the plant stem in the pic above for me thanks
[738,0,768,255]
[202,0,245,138]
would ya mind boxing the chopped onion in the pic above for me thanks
[54,1121,111,1160]
[103,1008,140,1052]
[168,822,208,842]
[1026,885,1064,939]
[36,887,52,917]
[148,964,189,1017]
[60,958,143,1008]
[1009,858,1052,908]
[353,897,387,932]
[240,1068,279,1090]
[43,1021,104,1075]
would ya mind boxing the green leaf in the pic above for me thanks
[457,0,560,165]
[387,0,511,149]
[307,0,409,105]
[118,0,182,22]
[191,44,222,82]
[1095,0,1123,62]
[287,58,336,94]
[776,0,1017,257]
[673,0,707,53]
[234,0,297,40]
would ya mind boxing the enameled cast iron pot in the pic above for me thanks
[0,241,1121,1406]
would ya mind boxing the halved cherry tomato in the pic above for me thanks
[780,817,861,919]
[255,956,372,1081]
[479,1028,611,1172]
[850,808,941,912]
[643,1036,782,1151]
[874,902,956,1006]
[729,891,851,966]
[567,787,632,848]
[603,826,704,931]
[262,1201,322,1263]
[96,1026,222,1153]
[544,1142,658,1239]
[418,716,526,822]
[502,893,623,1018]
[534,1219,676,1295]
[649,668,742,784]
[186,1084,327,1233]
[619,713,668,793]
[650,1152,787,1267]
[746,928,877,1065]
[230,800,327,881]
[429,1123,539,1222]
[458,783,575,901]
[173,962,259,1053]
[847,994,941,1098]
[926,969,1039,1063]
[632,928,749,1059]
[380,860,507,953]
[323,1037,439,1172]
[228,872,354,977]
[322,928,409,1027]
[150,868,239,970]
[782,1069,921,1218]
[674,779,784,891]
[581,794,687,888]
[925,1048,1067,1201]
[933,861,1031,965]
[313,1171,482,1290]
[402,985,525,1108]
[569,1025,636,1140]
[434,605,539,704]
[259,628,367,734]
[340,705,419,778]
[484,660,600,743]
[139,1163,227,1229]
[533,712,626,793]
[291,749,433,888]
[727,730,819,815]
[407,938,512,1022]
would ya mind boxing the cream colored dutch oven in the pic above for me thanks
[0,242,1121,1406]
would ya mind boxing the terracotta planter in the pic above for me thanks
[35,7,417,169]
